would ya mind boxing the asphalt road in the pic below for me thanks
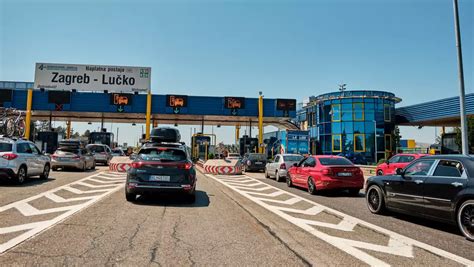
[243,171,474,263]
[0,167,472,266]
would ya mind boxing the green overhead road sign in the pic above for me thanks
[117,105,125,113]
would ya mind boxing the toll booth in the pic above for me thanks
[35,131,63,154]
[239,135,259,156]
[89,131,115,148]
[191,135,212,160]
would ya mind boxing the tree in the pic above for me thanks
[82,130,91,138]
[455,116,474,154]
[393,126,402,152]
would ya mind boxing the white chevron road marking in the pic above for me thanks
[207,174,474,267]
[0,172,126,254]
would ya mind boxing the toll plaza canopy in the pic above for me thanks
[0,81,298,129]
[396,93,474,126]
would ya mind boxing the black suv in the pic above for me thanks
[125,128,196,203]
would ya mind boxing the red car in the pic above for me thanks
[287,155,364,195]
[376,153,429,176]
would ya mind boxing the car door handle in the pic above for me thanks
[451,182,463,187]
[414,180,424,184]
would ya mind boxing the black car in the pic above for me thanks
[365,155,474,241]
[125,134,196,203]
[242,153,267,172]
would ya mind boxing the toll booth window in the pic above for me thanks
[384,104,391,122]
[354,134,365,152]
[331,104,341,122]
[353,103,364,121]
[332,134,342,152]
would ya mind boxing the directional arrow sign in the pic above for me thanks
[117,105,125,113]
[231,108,238,116]
[173,107,181,114]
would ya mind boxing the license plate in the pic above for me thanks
[150,175,171,182]
[337,172,352,177]
[255,162,262,165]
[60,158,71,161]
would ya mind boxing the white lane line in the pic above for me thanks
[207,174,474,267]
[0,171,126,254]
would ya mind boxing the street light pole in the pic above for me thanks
[453,0,469,155]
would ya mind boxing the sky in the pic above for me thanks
[0,0,473,146]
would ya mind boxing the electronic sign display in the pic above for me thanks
[224,97,245,109]
[276,99,296,111]
[166,95,188,107]
[48,91,71,104]
[110,93,133,105]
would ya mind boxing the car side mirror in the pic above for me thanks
[385,160,389,165]
[293,163,298,167]
[396,168,404,176]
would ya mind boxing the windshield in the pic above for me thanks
[138,148,187,161]
[0,143,12,152]
[249,154,266,160]
[283,155,303,162]
[319,157,353,166]
[88,146,105,153]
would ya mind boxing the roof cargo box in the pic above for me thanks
[150,127,181,143]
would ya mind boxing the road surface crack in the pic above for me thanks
[170,215,196,266]
[149,206,167,265]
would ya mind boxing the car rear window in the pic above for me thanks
[283,155,303,162]
[88,146,105,153]
[139,148,187,161]
[0,143,13,152]
[56,148,80,154]
[249,154,266,160]
[319,157,353,166]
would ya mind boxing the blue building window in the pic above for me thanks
[331,104,341,122]
[353,103,364,121]
[332,134,342,152]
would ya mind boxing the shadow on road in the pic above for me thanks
[0,177,56,187]
[388,212,461,237]
[133,190,210,208]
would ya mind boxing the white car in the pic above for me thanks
[0,137,51,184]
[265,154,304,182]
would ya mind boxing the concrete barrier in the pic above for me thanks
[202,159,243,175]
[109,156,132,173]
[357,165,377,178]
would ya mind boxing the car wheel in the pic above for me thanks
[105,159,110,166]
[457,200,474,241]
[286,174,293,187]
[366,185,386,214]
[82,162,86,172]
[307,177,317,195]
[125,191,137,202]
[52,167,58,171]
[91,161,96,170]
[376,169,384,176]
[40,164,50,180]
[275,171,282,182]
[16,166,27,185]
[348,188,361,196]
[265,169,270,178]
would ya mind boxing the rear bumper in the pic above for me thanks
[0,168,16,180]
[277,169,288,177]
[246,165,265,171]
[51,161,83,169]
[315,178,364,190]
[126,182,195,195]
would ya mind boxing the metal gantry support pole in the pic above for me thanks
[66,120,71,139]
[145,89,152,140]
[453,0,469,155]
[24,89,33,140]
[235,124,240,145]
[258,93,264,153]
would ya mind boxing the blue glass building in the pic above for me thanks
[299,90,402,163]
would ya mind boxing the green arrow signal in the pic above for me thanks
[117,105,124,112]
[173,107,180,114]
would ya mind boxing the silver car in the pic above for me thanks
[51,147,95,171]
[265,154,304,182]
[0,137,51,184]
[86,144,113,165]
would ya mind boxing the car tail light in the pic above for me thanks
[322,168,333,176]
[1,153,18,160]
[247,160,251,166]
[157,147,168,151]
[280,163,286,170]
[131,162,143,169]
[72,155,80,159]
[51,155,58,159]
[185,162,193,170]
